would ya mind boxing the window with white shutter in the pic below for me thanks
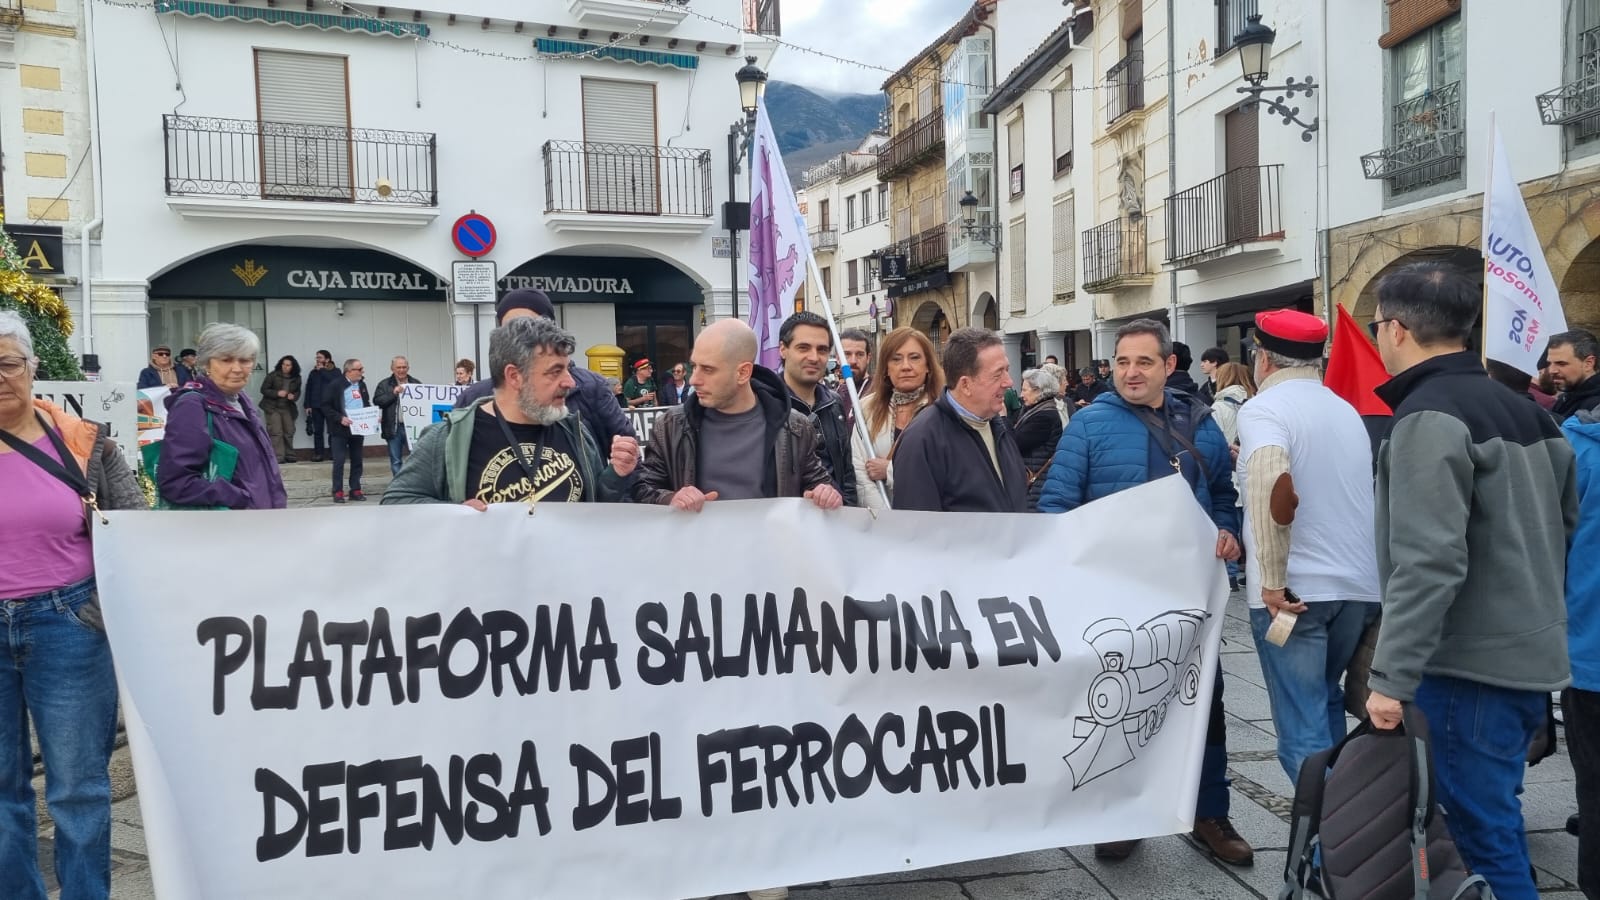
[1052,194,1075,303]
[1007,113,1025,197]
[1009,217,1027,313]
[581,78,660,214]
[255,49,352,201]
[1052,70,1074,176]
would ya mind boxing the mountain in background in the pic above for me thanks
[764,81,886,183]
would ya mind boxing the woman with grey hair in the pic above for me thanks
[1014,367,1064,510]
[157,322,286,509]
[0,309,143,899]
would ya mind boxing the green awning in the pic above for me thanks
[536,38,698,70]
[153,0,428,38]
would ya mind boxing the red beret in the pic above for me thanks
[634,359,652,371]
[1254,309,1328,358]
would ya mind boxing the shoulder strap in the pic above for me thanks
[0,412,93,502]
[1131,404,1212,483]
[1280,742,1337,898]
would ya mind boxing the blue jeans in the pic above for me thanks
[386,429,409,476]
[1414,675,1545,900]
[1249,601,1378,781]
[0,578,118,900]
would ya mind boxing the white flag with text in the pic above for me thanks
[1483,122,1566,374]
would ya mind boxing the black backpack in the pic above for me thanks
[1280,707,1494,900]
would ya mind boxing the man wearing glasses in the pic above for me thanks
[320,358,372,503]
[136,345,187,390]
[664,363,690,406]
[1364,262,1576,899]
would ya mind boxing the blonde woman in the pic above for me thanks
[851,327,946,510]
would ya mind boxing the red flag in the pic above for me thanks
[1325,304,1392,417]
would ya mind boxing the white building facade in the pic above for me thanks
[801,132,891,340]
[83,0,776,427]
[1,0,96,327]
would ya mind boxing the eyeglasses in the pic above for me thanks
[153,351,171,357]
[1367,317,1406,339]
[0,356,30,378]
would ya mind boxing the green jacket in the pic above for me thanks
[381,398,625,505]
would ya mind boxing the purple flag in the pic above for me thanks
[746,97,811,370]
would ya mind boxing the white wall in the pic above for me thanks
[87,0,752,381]
[1324,0,1566,229]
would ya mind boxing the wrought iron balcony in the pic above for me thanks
[1165,164,1283,264]
[1360,82,1465,193]
[804,152,877,186]
[163,114,437,205]
[1106,50,1145,125]
[542,140,712,217]
[1537,25,1600,143]
[1215,0,1258,55]
[810,227,838,250]
[1082,217,1149,291]
[876,224,950,275]
[743,0,779,35]
[877,110,944,181]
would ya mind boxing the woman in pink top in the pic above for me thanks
[0,310,144,900]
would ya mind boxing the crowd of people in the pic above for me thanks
[2,259,1599,898]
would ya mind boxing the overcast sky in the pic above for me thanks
[771,0,973,95]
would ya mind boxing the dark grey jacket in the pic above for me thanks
[1370,351,1577,701]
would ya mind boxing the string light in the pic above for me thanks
[93,0,1221,99]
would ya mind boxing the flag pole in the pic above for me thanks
[1481,111,1495,368]
[804,249,891,508]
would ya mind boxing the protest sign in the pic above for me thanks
[94,478,1228,900]
[33,380,138,469]
[347,404,381,436]
[398,383,464,443]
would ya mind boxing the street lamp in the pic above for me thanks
[727,56,768,321]
[1233,15,1319,141]
[957,190,1002,250]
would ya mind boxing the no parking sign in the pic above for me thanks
[451,212,496,258]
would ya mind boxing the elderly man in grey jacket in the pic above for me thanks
[1366,262,1577,900]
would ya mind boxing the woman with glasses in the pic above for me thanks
[0,309,145,900]
[158,323,287,510]
[851,327,945,511]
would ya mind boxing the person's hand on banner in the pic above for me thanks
[609,436,640,477]
[865,457,890,482]
[805,484,843,510]
[1215,529,1241,562]
[463,499,488,512]
[1367,690,1403,730]
[670,486,718,512]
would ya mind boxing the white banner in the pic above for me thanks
[33,380,139,469]
[400,383,465,443]
[1483,120,1567,374]
[94,478,1228,900]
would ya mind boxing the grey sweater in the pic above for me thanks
[1370,352,1577,701]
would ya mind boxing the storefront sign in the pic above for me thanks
[886,269,950,298]
[499,255,704,306]
[6,224,64,275]
[150,246,447,302]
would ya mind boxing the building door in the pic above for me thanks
[615,307,693,383]
[581,79,660,214]
[1224,104,1260,243]
[255,49,352,201]
[148,299,269,398]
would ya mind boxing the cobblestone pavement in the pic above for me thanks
[61,461,1583,897]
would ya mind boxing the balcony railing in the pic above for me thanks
[1165,164,1283,264]
[542,140,712,217]
[810,227,838,250]
[743,0,779,35]
[1106,51,1145,125]
[163,114,437,205]
[1360,82,1464,193]
[1537,25,1600,144]
[1215,0,1258,55]
[1082,217,1148,291]
[804,151,877,186]
[876,224,950,276]
[877,110,944,181]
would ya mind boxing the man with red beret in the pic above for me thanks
[1235,308,1381,783]
[623,358,659,408]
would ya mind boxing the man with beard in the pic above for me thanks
[1547,329,1600,421]
[780,311,858,506]
[382,317,638,506]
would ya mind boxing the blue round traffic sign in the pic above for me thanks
[452,213,496,258]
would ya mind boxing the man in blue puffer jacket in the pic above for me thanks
[1038,318,1249,867]
[1562,408,1599,898]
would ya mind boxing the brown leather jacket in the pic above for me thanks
[633,366,832,504]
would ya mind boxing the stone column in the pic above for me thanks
[1173,306,1218,379]
[1001,332,1025,389]
[1092,319,1121,361]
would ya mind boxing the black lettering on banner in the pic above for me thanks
[635,602,675,686]
[439,607,488,700]
[253,615,294,710]
[359,608,405,706]
[570,733,679,831]
[254,745,552,860]
[404,614,443,703]
[197,616,250,715]
[289,612,335,710]
[979,596,1061,666]
[695,705,1023,816]
[482,608,529,695]
[323,620,371,709]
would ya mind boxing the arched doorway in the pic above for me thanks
[910,299,953,353]
[976,292,999,330]
[1352,246,1483,347]
[1559,237,1600,335]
